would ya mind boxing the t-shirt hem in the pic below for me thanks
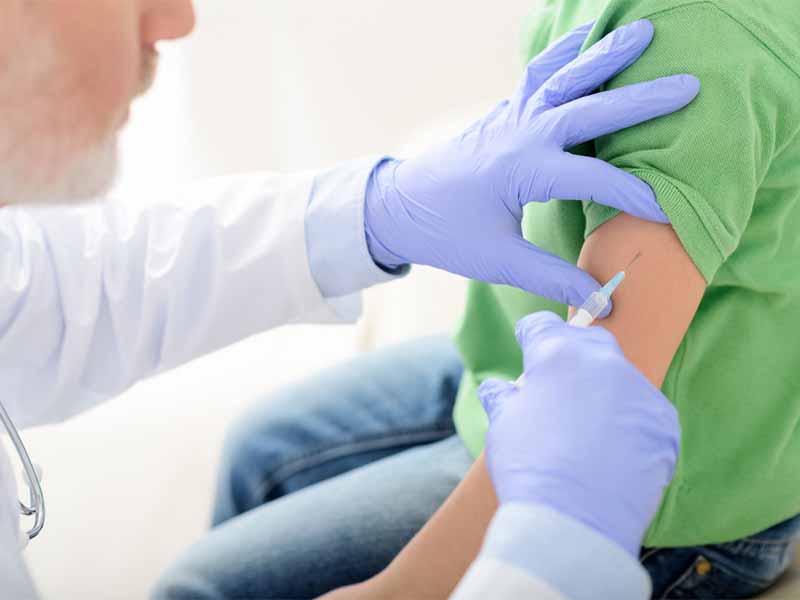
[584,169,727,283]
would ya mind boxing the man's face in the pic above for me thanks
[0,0,195,205]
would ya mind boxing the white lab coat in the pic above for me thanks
[0,172,345,431]
[0,167,367,598]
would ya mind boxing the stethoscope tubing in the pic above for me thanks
[0,400,45,540]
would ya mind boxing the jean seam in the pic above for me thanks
[641,548,663,563]
[730,537,799,546]
[706,552,777,588]
[659,555,704,600]
[254,428,455,500]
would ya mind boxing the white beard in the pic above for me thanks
[0,24,122,207]
[0,132,119,206]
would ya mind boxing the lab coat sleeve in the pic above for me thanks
[0,159,397,428]
[305,157,408,321]
[450,557,569,600]
[0,447,39,599]
[450,503,651,600]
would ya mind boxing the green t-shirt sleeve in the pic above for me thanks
[520,6,556,66]
[583,3,778,282]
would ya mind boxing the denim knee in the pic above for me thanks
[212,405,296,525]
[151,566,223,600]
[212,336,464,526]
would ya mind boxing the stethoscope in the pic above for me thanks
[0,399,45,546]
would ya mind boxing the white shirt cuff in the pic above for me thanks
[304,156,410,321]
[480,503,652,600]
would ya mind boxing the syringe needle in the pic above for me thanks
[624,252,643,273]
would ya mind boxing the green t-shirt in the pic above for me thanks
[454,0,800,547]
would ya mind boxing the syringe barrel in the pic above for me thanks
[569,291,609,327]
[569,308,594,327]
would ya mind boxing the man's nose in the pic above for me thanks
[141,0,196,46]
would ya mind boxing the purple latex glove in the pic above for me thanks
[365,20,700,309]
[479,312,681,557]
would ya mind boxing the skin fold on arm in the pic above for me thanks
[322,212,706,600]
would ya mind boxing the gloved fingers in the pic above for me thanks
[515,311,566,350]
[658,405,682,459]
[545,154,669,223]
[478,378,518,421]
[511,21,594,110]
[497,237,608,311]
[640,392,682,450]
[462,99,511,138]
[533,19,654,110]
[548,74,701,149]
[516,309,629,352]
[580,323,624,349]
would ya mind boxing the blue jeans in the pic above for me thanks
[643,513,800,599]
[153,336,800,600]
[153,337,472,599]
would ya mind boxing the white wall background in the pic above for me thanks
[8,1,535,598]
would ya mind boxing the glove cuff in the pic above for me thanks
[363,158,409,270]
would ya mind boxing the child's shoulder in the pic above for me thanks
[713,1,800,82]
[598,0,800,80]
[603,0,796,20]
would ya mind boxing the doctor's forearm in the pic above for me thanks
[0,166,389,427]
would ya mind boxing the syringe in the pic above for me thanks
[514,253,641,387]
[569,252,641,327]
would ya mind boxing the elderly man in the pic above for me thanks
[0,1,697,597]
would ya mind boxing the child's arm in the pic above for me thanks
[319,453,498,600]
[574,212,705,386]
[329,216,705,599]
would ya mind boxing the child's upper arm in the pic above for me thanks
[573,3,789,386]
[576,213,704,387]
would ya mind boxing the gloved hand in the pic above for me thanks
[365,20,700,309]
[479,312,681,557]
